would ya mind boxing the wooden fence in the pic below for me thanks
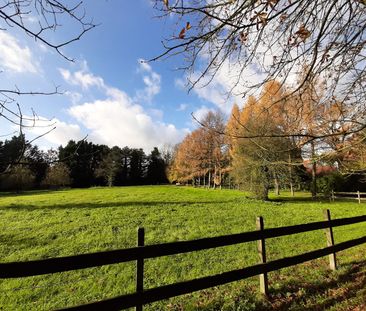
[1,209,366,310]
[331,191,366,203]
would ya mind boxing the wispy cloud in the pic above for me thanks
[0,32,39,74]
[134,59,161,104]
[177,103,188,111]
[59,66,104,90]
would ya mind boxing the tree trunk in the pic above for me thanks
[274,175,280,196]
[311,142,317,199]
[219,171,222,190]
[208,170,211,189]
[108,175,113,187]
[288,153,294,196]
[261,184,269,200]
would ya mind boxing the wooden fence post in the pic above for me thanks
[323,210,337,271]
[358,191,361,204]
[136,227,145,311]
[256,216,268,295]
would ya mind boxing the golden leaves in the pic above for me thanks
[295,25,311,42]
[178,22,192,39]
[239,31,248,43]
[288,25,311,46]
[179,28,186,39]
[266,0,279,10]
[280,13,288,22]
[163,0,168,9]
[250,11,268,29]
[257,12,268,25]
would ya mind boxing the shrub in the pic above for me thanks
[42,163,71,188]
[0,165,35,191]
[316,171,345,195]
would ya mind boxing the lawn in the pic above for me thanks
[0,186,365,310]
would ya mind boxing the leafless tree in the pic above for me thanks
[0,1,95,172]
[152,0,366,143]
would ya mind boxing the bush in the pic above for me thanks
[316,172,345,195]
[0,165,35,191]
[42,163,71,188]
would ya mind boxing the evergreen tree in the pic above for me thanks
[146,147,168,184]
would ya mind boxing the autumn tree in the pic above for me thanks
[169,111,227,187]
[169,130,203,184]
[231,82,302,199]
[199,111,227,188]
[226,104,240,153]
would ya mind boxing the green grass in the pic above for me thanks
[0,186,365,310]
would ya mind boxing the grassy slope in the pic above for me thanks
[0,186,365,310]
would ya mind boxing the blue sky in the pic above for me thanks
[0,1,238,151]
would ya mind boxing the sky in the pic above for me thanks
[0,0,239,152]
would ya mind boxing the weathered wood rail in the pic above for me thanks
[332,191,366,203]
[1,210,365,310]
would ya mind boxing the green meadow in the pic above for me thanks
[0,186,365,310]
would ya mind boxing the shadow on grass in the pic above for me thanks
[0,189,69,198]
[192,259,366,310]
[269,196,332,204]
[267,259,366,310]
[0,200,239,211]
[0,233,38,248]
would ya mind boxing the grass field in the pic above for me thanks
[0,186,365,310]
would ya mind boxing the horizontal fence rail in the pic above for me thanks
[1,214,366,279]
[1,210,365,310]
[332,191,366,203]
[62,236,366,311]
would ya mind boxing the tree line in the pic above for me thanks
[169,79,366,200]
[0,137,170,191]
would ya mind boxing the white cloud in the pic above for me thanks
[149,108,164,120]
[135,59,161,103]
[137,58,152,72]
[177,103,188,111]
[69,98,185,151]
[0,31,39,74]
[65,91,82,105]
[59,67,105,90]
[187,59,265,114]
[192,105,213,123]
[25,117,83,147]
[174,78,186,89]
[60,62,187,151]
